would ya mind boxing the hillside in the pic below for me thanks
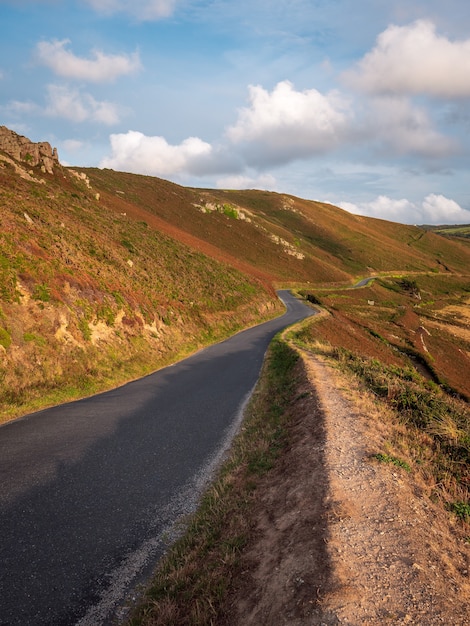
[2,128,470,626]
[2,126,470,420]
[85,167,470,282]
[0,130,280,421]
[425,223,470,240]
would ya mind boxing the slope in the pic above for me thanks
[0,158,280,422]
[84,167,470,282]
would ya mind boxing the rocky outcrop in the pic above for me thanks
[0,126,59,174]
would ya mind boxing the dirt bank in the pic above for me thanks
[222,350,470,625]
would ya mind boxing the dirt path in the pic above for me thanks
[223,350,470,625]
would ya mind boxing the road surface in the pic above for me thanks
[0,290,314,625]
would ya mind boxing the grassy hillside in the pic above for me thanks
[0,161,281,421]
[298,273,470,399]
[425,224,470,238]
[84,168,470,282]
[2,145,470,421]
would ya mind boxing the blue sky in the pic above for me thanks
[1,0,470,224]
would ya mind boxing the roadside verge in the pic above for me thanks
[125,313,470,625]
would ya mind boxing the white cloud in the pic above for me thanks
[340,194,470,225]
[62,139,85,151]
[45,84,120,124]
[344,20,470,98]
[365,96,458,157]
[216,173,277,191]
[36,39,141,82]
[1,100,39,116]
[85,0,177,20]
[226,80,351,166]
[100,131,214,176]
[421,194,470,224]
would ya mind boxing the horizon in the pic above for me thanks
[1,0,470,225]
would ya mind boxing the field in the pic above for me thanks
[294,274,470,529]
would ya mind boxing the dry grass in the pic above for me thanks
[294,330,470,523]
[125,338,301,626]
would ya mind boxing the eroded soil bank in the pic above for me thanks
[221,350,470,625]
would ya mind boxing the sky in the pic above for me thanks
[1,1,470,225]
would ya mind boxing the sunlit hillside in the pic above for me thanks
[0,159,280,421]
[2,131,470,420]
[85,167,470,282]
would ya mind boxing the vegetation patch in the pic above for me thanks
[0,327,12,350]
[33,283,51,302]
[448,501,470,521]
[373,452,411,472]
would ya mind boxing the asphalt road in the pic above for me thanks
[0,290,314,626]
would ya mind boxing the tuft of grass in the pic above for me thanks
[33,283,51,302]
[126,338,299,626]
[0,327,12,349]
[23,332,46,346]
[448,501,470,521]
[373,452,411,472]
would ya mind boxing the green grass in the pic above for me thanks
[448,501,470,521]
[0,327,12,349]
[430,224,470,238]
[373,452,411,472]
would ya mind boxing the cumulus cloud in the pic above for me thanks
[62,139,85,151]
[365,96,458,157]
[226,80,351,166]
[45,84,120,124]
[216,173,277,191]
[421,194,470,224]
[340,193,470,225]
[99,131,214,176]
[85,0,177,20]
[36,39,141,82]
[344,20,470,98]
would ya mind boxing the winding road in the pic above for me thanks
[0,290,314,626]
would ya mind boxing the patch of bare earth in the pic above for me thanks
[222,350,470,625]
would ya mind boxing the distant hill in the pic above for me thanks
[424,223,470,239]
[84,167,470,282]
[2,125,470,419]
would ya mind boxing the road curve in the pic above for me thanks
[0,290,314,625]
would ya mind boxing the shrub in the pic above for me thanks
[33,284,50,302]
[0,328,12,349]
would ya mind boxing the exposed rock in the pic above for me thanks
[69,169,91,188]
[0,125,59,174]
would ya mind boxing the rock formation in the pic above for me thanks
[0,125,59,174]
